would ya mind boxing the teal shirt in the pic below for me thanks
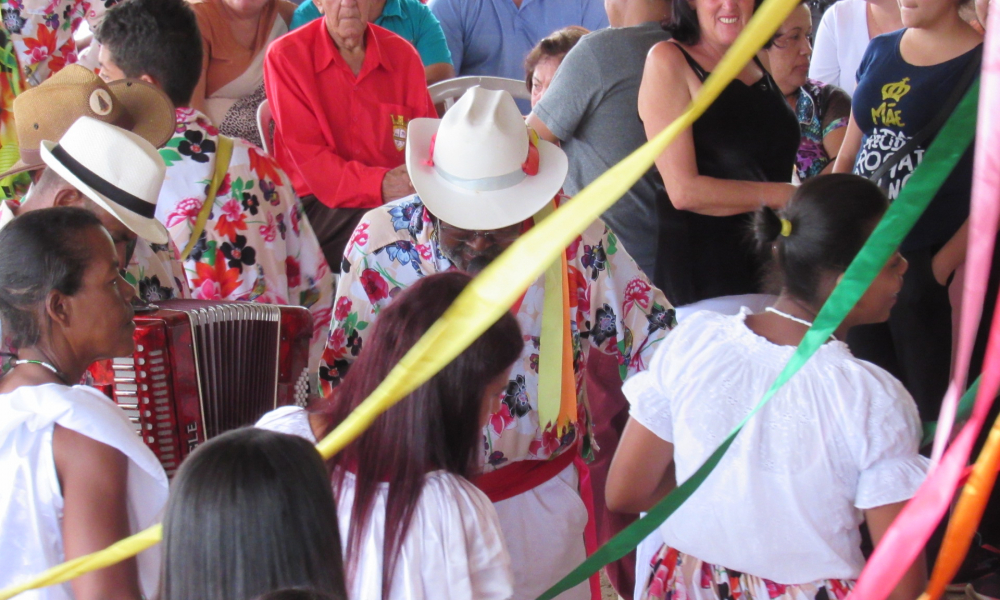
[290,0,453,67]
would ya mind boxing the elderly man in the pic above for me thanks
[264,0,437,271]
[0,65,187,303]
[289,0,455,84]
[323,88,674,600]
[96,0,336,374]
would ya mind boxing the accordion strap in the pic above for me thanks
[180,134,235,261]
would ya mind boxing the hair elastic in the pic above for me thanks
[779,218,793,237]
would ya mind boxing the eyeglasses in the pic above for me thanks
[770,28,813,50]
[436,219,523,245]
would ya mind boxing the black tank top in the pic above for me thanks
[654,45,799,306]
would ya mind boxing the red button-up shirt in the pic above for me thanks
[264,20,436,209]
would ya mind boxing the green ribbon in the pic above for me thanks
[922,378,981,447]
[537,79,981,600]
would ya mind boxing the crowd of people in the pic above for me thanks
[0,0,996,598]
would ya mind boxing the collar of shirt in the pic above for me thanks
[174,106,217,130]
[377,0,403,22]
[314,21,392,82]
[0,199,15,231]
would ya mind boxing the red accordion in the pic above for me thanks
[90,300,312,475]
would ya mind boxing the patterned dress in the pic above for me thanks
[793,78,850,181]
[320,195,675,468]
[643,546,853,600]
[1,0,86,86]
[157,107,335,374]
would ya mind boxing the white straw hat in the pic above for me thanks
[406,87,568,230]
[40,116,168,244]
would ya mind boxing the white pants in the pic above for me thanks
[493,464,590,600]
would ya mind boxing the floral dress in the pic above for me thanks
[157,107,335,375]
[642,546,853,600]
[1,0,87,85]
[793,79,851,180]
[321,195,675,468]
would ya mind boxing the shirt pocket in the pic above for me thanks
[376,103,416,160]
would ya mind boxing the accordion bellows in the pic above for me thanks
[90,300,312,475]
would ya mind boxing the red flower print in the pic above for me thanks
[765,580,788,598]
[827,580,852,600]
[165,197,203,228]
[334,296,352,321]
[326,327,347,360]
[416,243,432,260]
[260,212,277,242]
[348,222,369,251]
[23,25,56,64]
[569,266,589,313]
[285,256,301,288]
[487,403,516,439]
[213,198,247,240]
[248,146,282,184]
[528,426,562,459]
[359,269,388,302]
[622,278,652,317]
[191,251,241,299]
[310,306,332,342]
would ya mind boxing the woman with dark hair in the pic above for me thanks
[524,25,589,108]
[765,1,852,180]
[257,271,523,600]
[158,428,347,600]
[0,207,168,600]
[607,175,927,600]
[639,0,800,308]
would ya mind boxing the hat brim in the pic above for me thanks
[107,79,176,149]
[40,140,169,245]
[0,157,41,180]
[406,118,568,231]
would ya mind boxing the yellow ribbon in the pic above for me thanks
[536,201,576,435]
[0,0,799,594]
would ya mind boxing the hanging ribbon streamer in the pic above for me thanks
[930,7,1000,464]
[921,297,1000,600]
[849,82,994,600]
[922,376,981,447]
[537,80,981,600]
[0,0,802,596]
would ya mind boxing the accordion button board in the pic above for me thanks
[89,299,312,476]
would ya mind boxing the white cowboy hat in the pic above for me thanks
[406,87,568,231]
[40,116,169,245]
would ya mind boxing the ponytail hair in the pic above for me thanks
[754,174,889,304]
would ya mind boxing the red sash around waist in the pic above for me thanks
[472,447,576,503]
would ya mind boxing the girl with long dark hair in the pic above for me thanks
[258,271,524,600]
[608,175,928,600]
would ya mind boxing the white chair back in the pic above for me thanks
[428,76,530,113]
[257,98,275,156]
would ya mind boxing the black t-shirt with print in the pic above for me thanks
[852,30,981,252]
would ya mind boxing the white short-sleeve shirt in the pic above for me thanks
[809,0,870,96]
[256,407,514,600]
[622,309,928,584]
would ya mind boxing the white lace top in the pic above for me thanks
[256,406,514,600]
[622,309,928,584]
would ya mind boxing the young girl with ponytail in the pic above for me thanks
[607,174,928,600]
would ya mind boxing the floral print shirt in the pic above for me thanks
[321,195,675,469]
[794,78,851,181]
[1,0,87,85]
[157,107,335,374]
